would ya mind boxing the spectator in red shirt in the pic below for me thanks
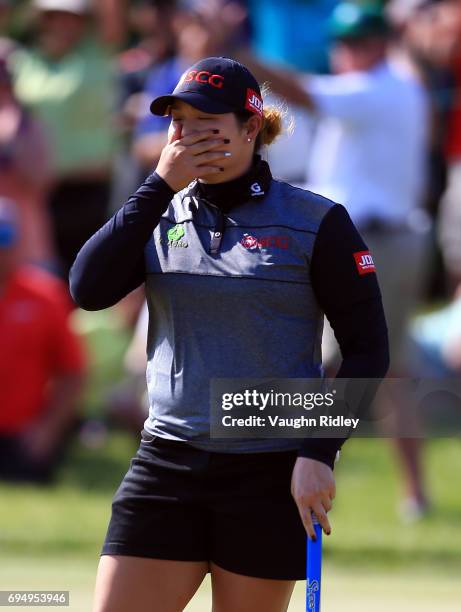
[0,198,86,484]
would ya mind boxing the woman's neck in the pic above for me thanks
[194,154,268,212]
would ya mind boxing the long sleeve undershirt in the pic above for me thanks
[69,173,174,310]
[297,203,389,468]
[70,173,389,469]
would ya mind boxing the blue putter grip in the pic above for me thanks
[306,516,323,612]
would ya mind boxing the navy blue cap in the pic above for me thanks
[150,56,264,117]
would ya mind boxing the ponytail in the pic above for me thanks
[235,83,293,151]
[258,106,284,146]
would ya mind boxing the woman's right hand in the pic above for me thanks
[155,124,231,193]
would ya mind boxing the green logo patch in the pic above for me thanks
[167,224,185,241]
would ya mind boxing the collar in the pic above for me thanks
[188,154,272,213]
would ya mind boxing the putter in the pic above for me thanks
[306,514,322,612]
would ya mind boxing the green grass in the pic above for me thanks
[0,435,460,610]
[2,558,460,612]
[2,435,460,567]
[1,311,460,609]
[0,432,137,558]
[330,437,461,570]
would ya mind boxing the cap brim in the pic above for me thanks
[150,92,235,116]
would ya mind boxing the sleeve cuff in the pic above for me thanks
[147,171,177,198]
[297,438,344,470]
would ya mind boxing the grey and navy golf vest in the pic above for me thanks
[70,156,389,468]
[143,168,332,454]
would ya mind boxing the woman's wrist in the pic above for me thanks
[149,170,178,196]
[297,439,342,470]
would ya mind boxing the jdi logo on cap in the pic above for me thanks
[245,89,263,116]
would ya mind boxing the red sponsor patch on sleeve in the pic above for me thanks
[353,250,376,275]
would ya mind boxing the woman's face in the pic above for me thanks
[168,99,261,182]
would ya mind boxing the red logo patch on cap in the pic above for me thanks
[245,88,263,116]
[181,70,224,89]
[353,250,376,275]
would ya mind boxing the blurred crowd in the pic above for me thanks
[0,0,460,518]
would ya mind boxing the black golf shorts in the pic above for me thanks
[101,429,308,580]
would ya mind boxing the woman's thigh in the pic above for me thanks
[210,561,296,612]
[208,450,307,582]
[93,555,209,612]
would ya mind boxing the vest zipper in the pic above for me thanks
[201,198,225,254]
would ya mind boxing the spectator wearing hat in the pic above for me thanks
[132,1,249,172]
[11,0,125,278]
[0,198,86,484]
[110,0,180,207]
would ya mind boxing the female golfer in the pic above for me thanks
[70,57,389,612]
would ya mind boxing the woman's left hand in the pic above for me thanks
[290,456,336,540]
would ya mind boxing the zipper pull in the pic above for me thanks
[209,206,225,255]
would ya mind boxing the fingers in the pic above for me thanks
[291,457,336,541]
[157,128,227,191]
[179,129,221,146]
[168,122,182,144]
[188,137,229,155]
[302,509,316,542]
[322,494,333,513]
[298,498,332,540]
[311,502,331,536]
[194,150,232,167]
